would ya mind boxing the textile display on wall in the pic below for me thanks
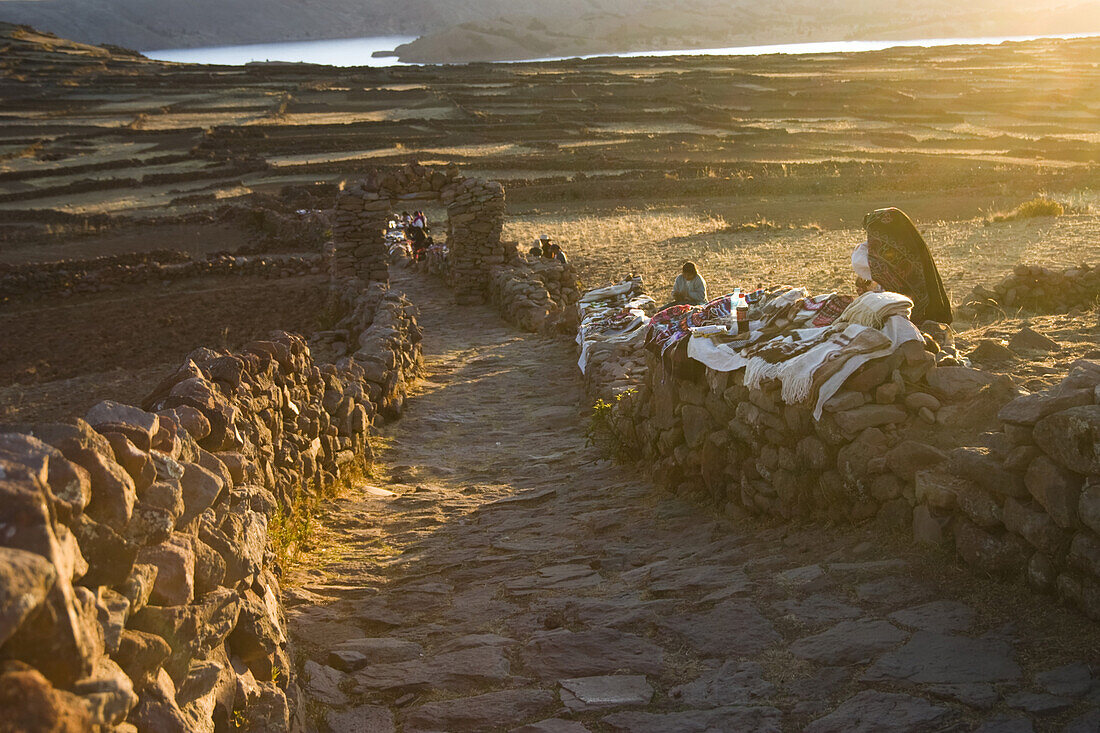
[661,288,926,419]
[577,277,655,374]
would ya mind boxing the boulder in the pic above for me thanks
[1003,499,1069,556]
[926,366,996,401]
[86,401,160,452]
[178,462,224,527]
[79,449,137,532]
[885,441,947,481]
[1025,456,1083,528]
[71,515,138,588]
[71,657,138,727]
[102,432,156,493]
[0,546,57,647]
[0,662,93,732]
[998,389,1092,427]
[1081,480,1100,535]
[113,629,171,691]
[128,588,240,684]
[136,533,195,607]
[968,339,1015,363]
[1033,406,1100,475]
[1009,326,1061,353]
[836,428,889,487]
[680,405,710,450]
[954,520,1028,577]
[948,446,1026,498]
[227,588,287,682]
[834,405,907,435]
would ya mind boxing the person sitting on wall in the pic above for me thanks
[529,234,552,258]
[550,243,568,264]
[670,261,708,306]
[852,207,953,324]
[411,210,427,230]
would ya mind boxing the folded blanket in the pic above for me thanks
[835,291,913,328]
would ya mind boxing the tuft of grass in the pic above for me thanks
[270,462,367,572]
[990,197,1064,222]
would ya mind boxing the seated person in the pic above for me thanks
[671,262,708,306]
[549,243,568,264]
[854,208,953,324]
[529,234,552,258]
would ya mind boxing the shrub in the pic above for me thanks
[585,389,637,462]
[991,197,1065,222]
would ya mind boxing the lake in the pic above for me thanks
[145,32,1098,67]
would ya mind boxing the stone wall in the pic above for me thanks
[486,257,581,334]
[332,163,506,303]
[964,262,1100,316]
[1,252,326,302]
[0,278,422,731]
[586,307,1100,621]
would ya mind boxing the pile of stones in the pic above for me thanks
[0,253,326,302]
[486,257,581,333]
[0,284,422,730]
[964,262,1100,315]
[332,163,506,304]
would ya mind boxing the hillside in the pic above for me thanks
[0,0,1098,60]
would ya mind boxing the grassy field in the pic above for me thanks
[1,24,1098,416]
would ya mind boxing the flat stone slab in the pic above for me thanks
[522,629,664,680]
[354,645,513,693]
[1005,691,1073,714]
[560,675,653,711]
[534,594,674,629]
[856,577,931,607]
[774,594,862,626]
[511,720,591,733]
[333,637,423,664]
[660,599,779,657]
[973,716,1034,733]
[668,660,773,708]
[862,631,1022,685]
[790,618,908,665]
[326,705,395,733]
[602,705,782,733]
[805,690,954,733]
[777,564,824,585]
[1035,662,1094,697]
[404,688,558,732]
[303,660,348,706]
[623,562,751,594]
[889,601,975,633]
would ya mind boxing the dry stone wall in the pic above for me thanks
[332,163,506,303]
[1,253,326,302]
[486,257,581,334]
[964,262,1100,316]
[0,278,421,731]
[584,298,1100,621]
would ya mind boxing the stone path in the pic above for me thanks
[286,270,1100,733]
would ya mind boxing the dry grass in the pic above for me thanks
[512,207,1100,305]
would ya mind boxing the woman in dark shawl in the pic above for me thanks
[856,207,953,324]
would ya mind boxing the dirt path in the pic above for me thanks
[285,270,1100,733]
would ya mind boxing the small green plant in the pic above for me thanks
[585,389,637,461]
[990,197,1064,222]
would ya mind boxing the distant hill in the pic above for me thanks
[0,0,1097,61]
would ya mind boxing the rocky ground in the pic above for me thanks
[285,268,1100,733]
